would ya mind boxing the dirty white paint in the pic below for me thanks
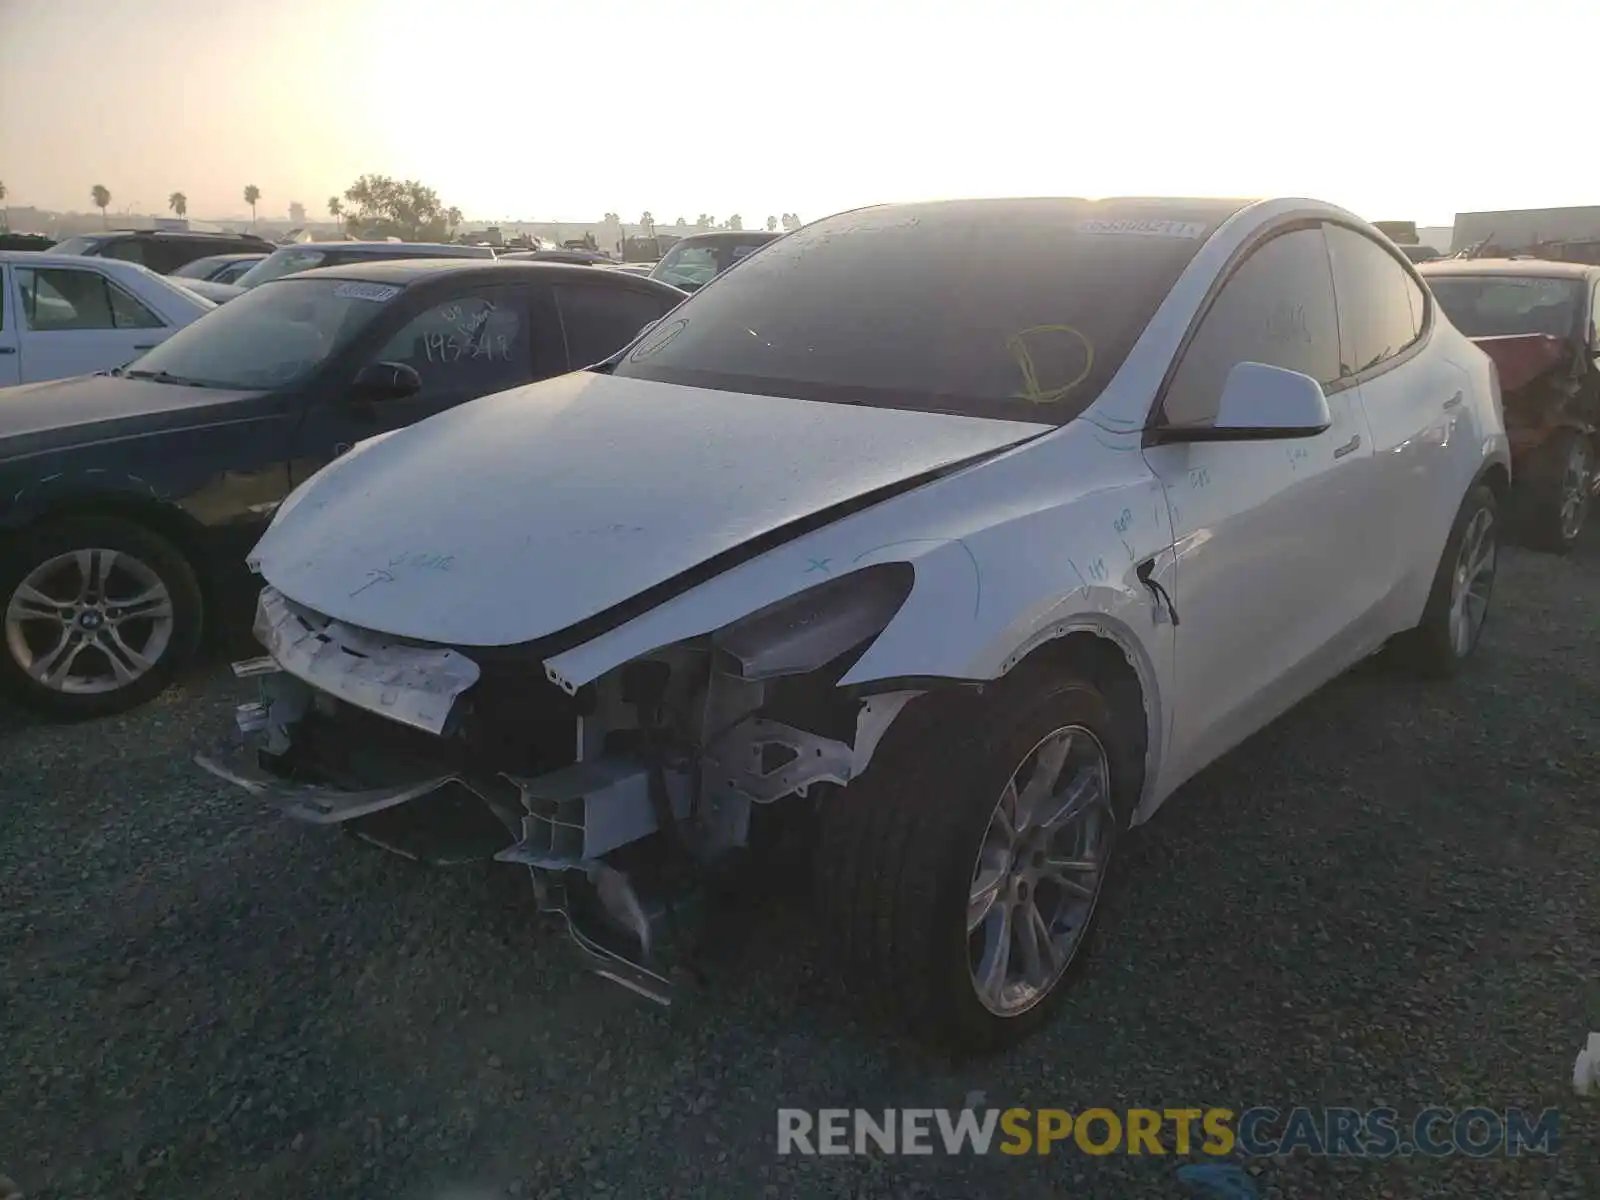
[256,197,1512,827]
[250,371,1052,646]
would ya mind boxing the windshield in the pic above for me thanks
[123,276,401,389]
[234,247,331,288]
[50,235,106,256]
[650,242,724,290]
[616,201,1223,423]
[1429,276,1585,338]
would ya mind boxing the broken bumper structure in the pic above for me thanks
[198,581,920,1004]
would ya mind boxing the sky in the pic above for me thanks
[0,0,1594,228]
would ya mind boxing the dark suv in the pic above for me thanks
[50,229,277,275]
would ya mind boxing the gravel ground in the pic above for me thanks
[2,536,1597,1200]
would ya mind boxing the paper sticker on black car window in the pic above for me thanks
[334,281,401,303]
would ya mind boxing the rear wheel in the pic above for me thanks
[1390,483,1498,678]
[814,668,1139,1052]
[1521,429,1592,554]
[0,516,204,720]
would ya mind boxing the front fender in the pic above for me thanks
[543,421,1175,701]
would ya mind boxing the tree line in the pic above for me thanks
[31,176,802,240]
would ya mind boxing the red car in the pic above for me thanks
[1422,258,1600,552]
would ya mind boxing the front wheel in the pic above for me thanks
[1389,483,1498,678]
[814,669,1139,1052]
[0,516,205,720]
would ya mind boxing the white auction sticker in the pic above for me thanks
[333,281,402,302]
[1078,219,1207,239]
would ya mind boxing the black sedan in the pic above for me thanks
[0,259,686,718]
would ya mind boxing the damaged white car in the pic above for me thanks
[199,197,1510,1050]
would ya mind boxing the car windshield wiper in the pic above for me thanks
[122,368,213,388]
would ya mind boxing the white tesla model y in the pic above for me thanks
[200,196,1509,1051]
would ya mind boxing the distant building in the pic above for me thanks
[1451,206,1600,254]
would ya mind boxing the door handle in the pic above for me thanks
[1333,434,1362,459]
[1442,391,1463,410]
[133,343,157,351]
[0,346,15,355]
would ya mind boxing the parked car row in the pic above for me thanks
[4,196,1589,1055]
[48,228,276,274]
[0,257,687,716]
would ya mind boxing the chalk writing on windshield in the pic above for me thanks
[1006,324,1095,404]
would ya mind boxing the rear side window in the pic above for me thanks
[1162,227,1342,427]
[370,291,532,394]
[141,239,197,274]
[556,284,676,368]
[1324,225,1423,375]
[16,267,164,331]
[101,239,149,267]
[108,281,166,328]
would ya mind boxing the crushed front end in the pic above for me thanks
[198,572,921,1005]
[1472,333,1599,460]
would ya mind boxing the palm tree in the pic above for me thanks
[91,184,112,227]
[243,184,261,226]
[168,192,188,219]
[766,215,777,232]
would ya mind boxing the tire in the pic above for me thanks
[1389,483,1498,678]
[0,515,205,720]
[814,665,1141,1053]
[1520,429,1592,555]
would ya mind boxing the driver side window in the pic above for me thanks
[370,292,532,395]
[1162,227,1343,428]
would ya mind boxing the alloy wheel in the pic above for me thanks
[3,548,176,694]
[967,725,1113,1018]
[1559,437,1592,542]
[1448,507,1496,658]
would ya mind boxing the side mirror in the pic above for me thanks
[1152,362,1332,444]
[351,361,422,402]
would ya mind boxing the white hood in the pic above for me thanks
[252,372,1051,646]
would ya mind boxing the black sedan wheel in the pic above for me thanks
[0,516,204,720]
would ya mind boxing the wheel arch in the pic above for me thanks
[852,619,1163,823]
[0,491,218,629]
[997,625,1157,822]
[1477,459,1511,504]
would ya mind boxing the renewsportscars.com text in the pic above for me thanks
[776,1106,1560,1158]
